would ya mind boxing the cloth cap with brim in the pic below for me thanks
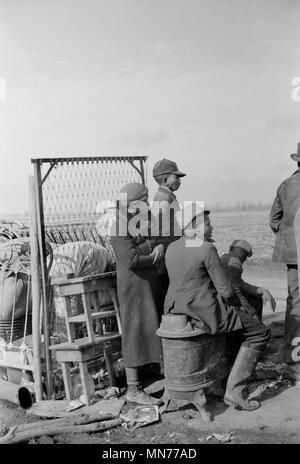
[119,183,148,203]
[175,203,210,231]
[153,159,186,178]
[230,239,253,257]
[290,142,300,161]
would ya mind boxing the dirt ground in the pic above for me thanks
[1,266,300,444]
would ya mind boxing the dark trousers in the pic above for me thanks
[244,294,263,322]
[226,310,271,366]
[284,265,300,363]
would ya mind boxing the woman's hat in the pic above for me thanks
[119,183,148,202]
[290,142,300,161]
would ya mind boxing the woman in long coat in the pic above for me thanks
[110,182,164,405]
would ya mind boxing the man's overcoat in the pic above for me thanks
[164,237,242,334]
[270,169,300,264]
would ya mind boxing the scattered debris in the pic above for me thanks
[248,378,293,400]
[181,412,193,420]
[149,432,184,444]
[37,435,56,445]
[0,425,9,437]
[92,368,107,390]
[95,386,124,400]
[28,398,125,419]
[206,432,234,443]
[121,405,159,430]
[166,432,184,442]
[67,398,86,412]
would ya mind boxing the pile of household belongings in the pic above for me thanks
[0,238,31,327]
[0,219,29,243]
[95,200,116,259]
[49,240,114,343]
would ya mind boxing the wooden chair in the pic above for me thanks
[50,272,122,404]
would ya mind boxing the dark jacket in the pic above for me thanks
[220,253,262,318]
[151,186,181,277]
[164,237,242,335]
[270,169,300,264]
[152,185,179,204]
[152,186,181,240]
[110,214,163,368]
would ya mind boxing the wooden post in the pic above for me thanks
[139,158,146,185]
[33,161,52,398]
[29,176,43,402]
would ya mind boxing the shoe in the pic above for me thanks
[224,346,261,411]
[126,384,162,406]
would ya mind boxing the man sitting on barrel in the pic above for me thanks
[220,240,276,322]
[164,204,271,411]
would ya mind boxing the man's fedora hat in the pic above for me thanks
[175,203,210,232]
[290,143,300,162]
[153,159,186,178]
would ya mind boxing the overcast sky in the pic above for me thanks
[0,0,299,214]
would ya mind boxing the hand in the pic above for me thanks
[150,244,164,263]
[258,288,276,312]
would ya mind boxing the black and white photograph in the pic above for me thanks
[0,0,299,449]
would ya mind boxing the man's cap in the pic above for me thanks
[175,203,209,231]
[153,159,186,178]
[230,239,253,257]
[119,183,148,203]
[290,142,300,162]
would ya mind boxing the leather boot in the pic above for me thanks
[126,384,162,406]
[224,346,261,411]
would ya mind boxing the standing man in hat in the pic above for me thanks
[270,142,300,370]
[220,240,276,322]
[151,159,186,296]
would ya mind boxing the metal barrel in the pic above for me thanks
[157,315,228,392]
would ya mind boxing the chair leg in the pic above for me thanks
[79,361,92,405]
[104,346,116,386]
[61,362,74,401]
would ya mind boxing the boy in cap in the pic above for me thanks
[220,240,276,322]
[151,159,186,294]
[152,158,186,218]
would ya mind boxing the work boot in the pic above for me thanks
[224,346,261,411]
[126,384,162,406]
